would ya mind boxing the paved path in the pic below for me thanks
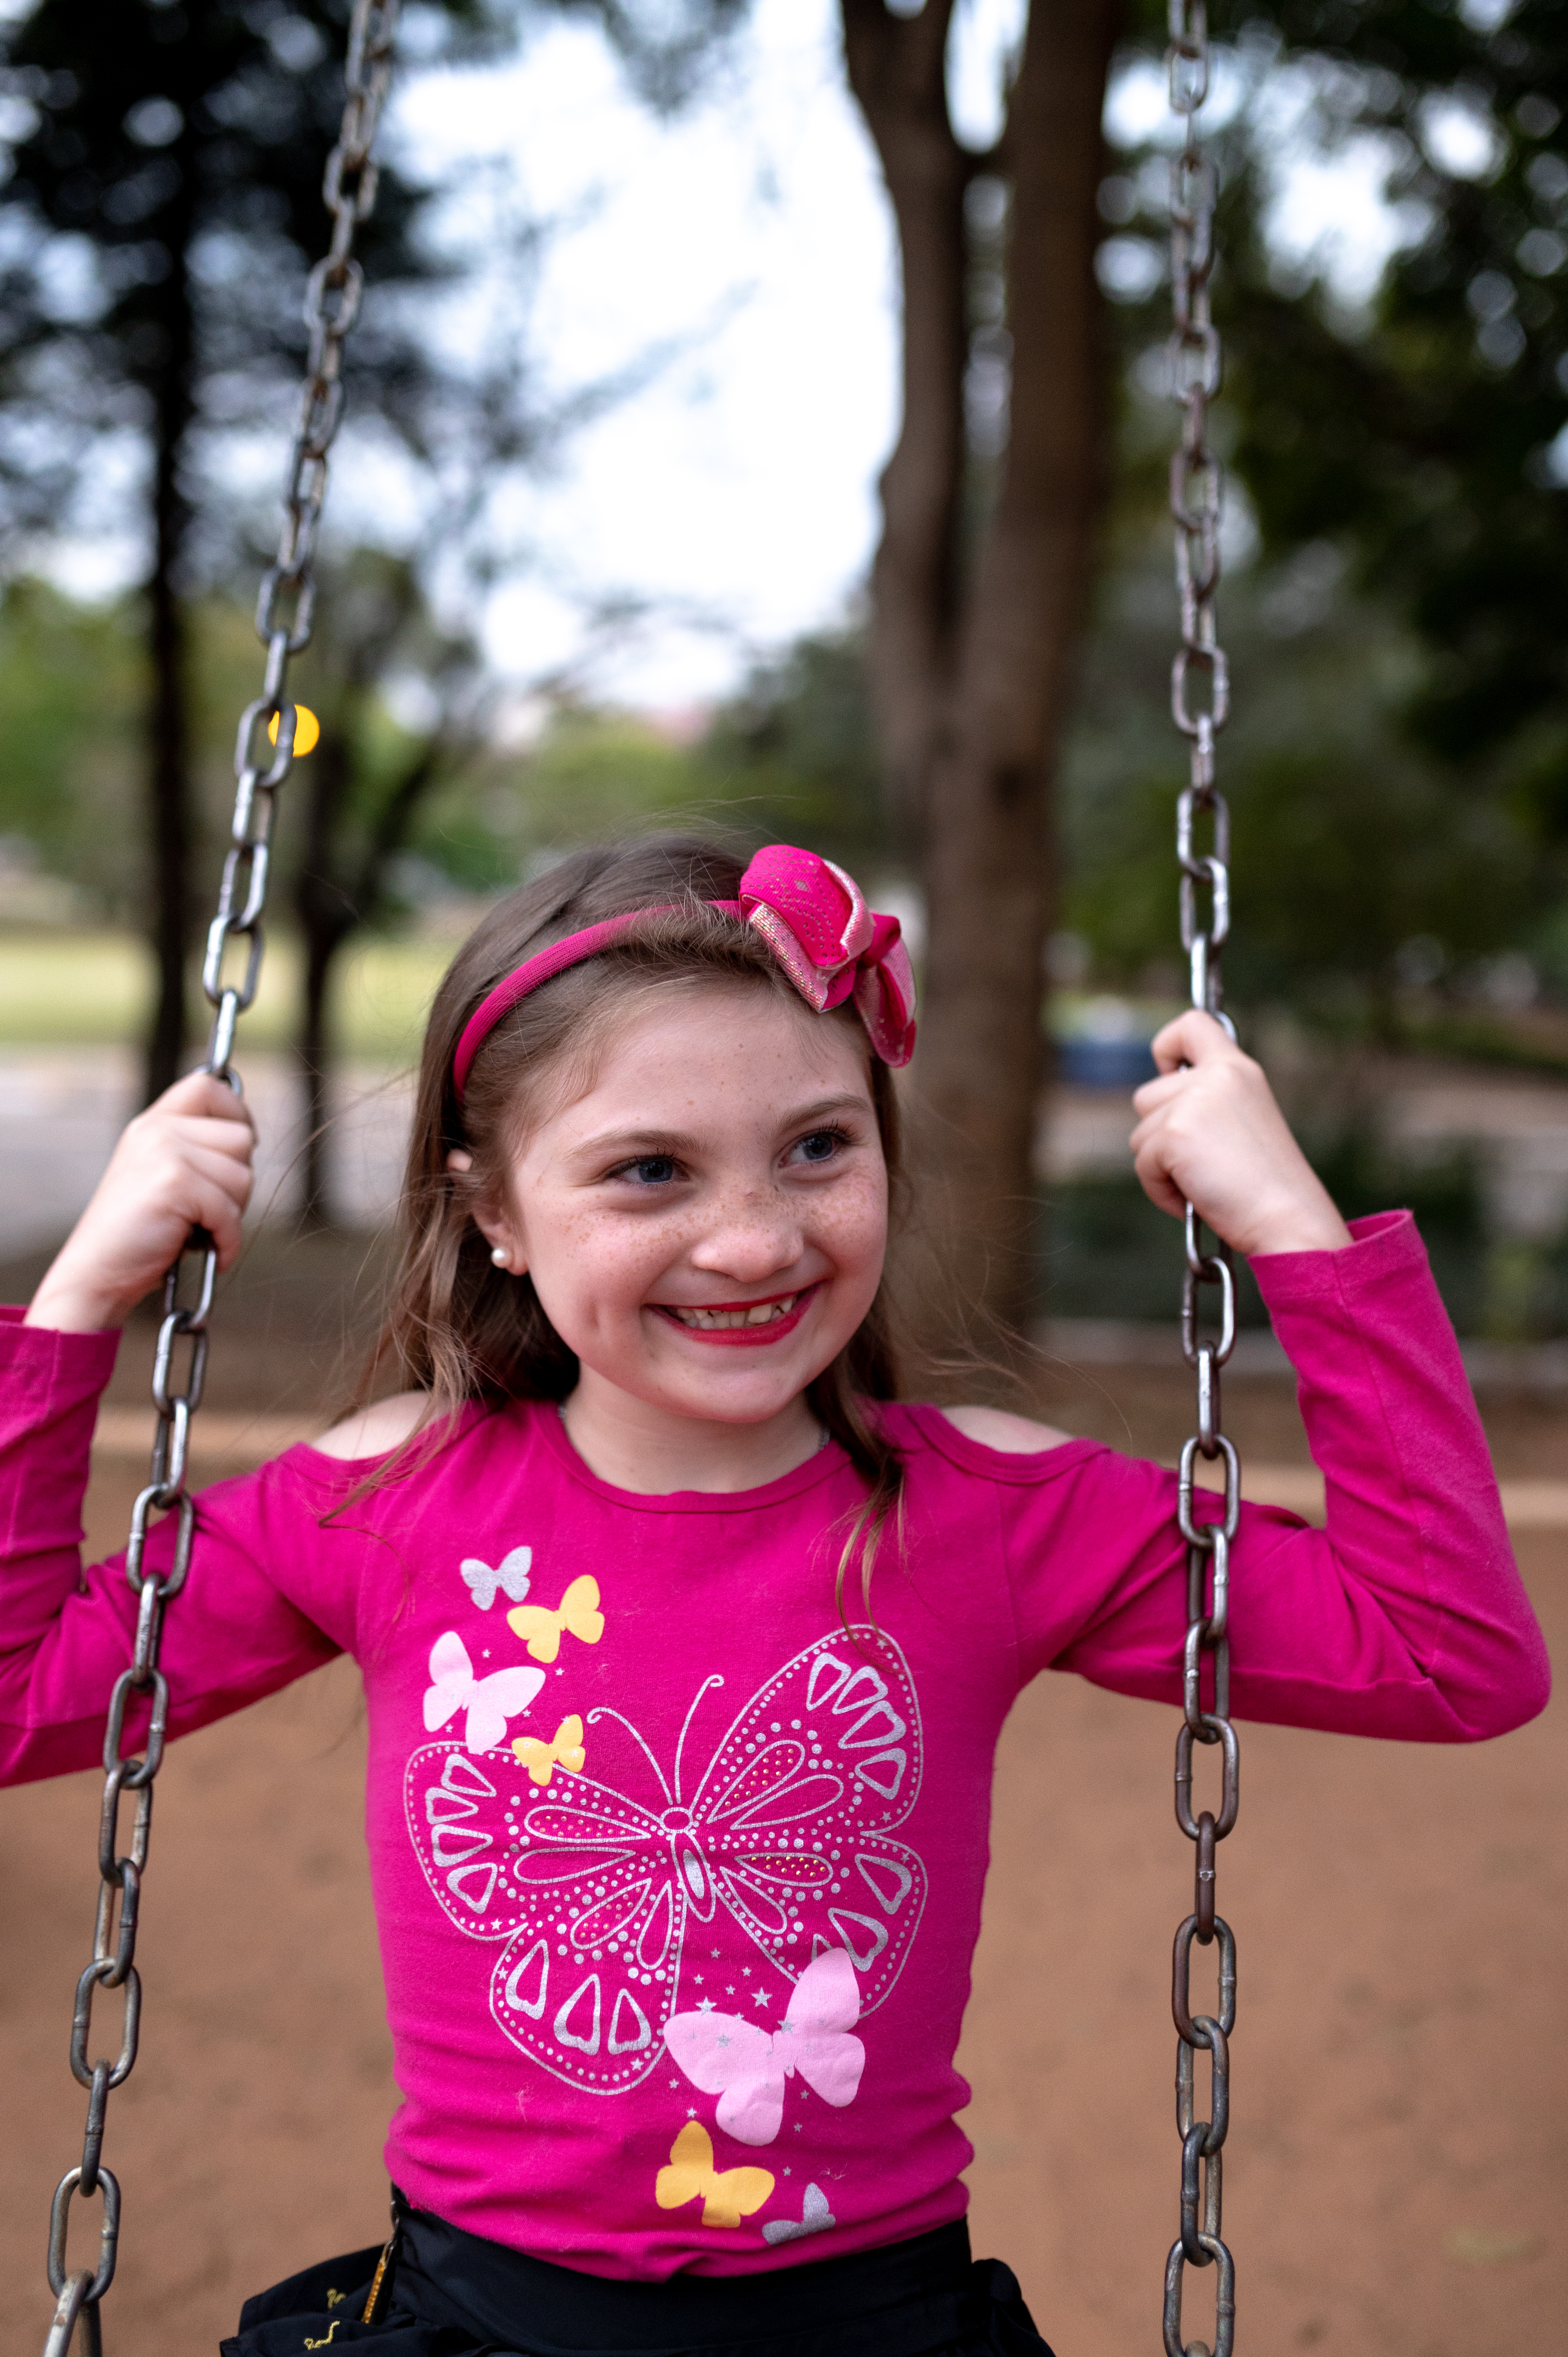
[12,1047,1568,1260]
[0,1048,414,1256]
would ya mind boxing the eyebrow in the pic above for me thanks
[572,1093,874,1161]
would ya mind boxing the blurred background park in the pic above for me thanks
[5,0,1568,1333]
[0,2,1565,2353]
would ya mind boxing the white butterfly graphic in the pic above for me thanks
[422,1631,544,1754]
[404,1627,927,2099]
[762,2183,837,2246]
[460,1547,533,1611]
[665,1945,865,2146]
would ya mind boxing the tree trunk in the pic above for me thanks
[142,163,198,1105]
[295,729,360,1230]
[842,0,966,842]
[299,915,359,1232]
[294,693,444,1229]
[842,0,1120,1341]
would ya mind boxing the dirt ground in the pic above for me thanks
[0,1235,1563,2357]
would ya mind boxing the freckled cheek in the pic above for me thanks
[817,1166,888,1243]
[530,1205,696,1335]
[809,1176,888,1283]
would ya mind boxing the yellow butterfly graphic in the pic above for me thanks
[507,1574,605,1665]
[512,1713,586,1788]
[654,2122,774,2230]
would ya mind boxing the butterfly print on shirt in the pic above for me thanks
[460,1547,533,1611]
[665,1944,865,2145]
[507,1574,604,1665]
[514,1713,587,1788]
[403,1626,927,2097]
[422,1633,544,1754]
[761,2182,836,2244]
[654,2122,773,2229]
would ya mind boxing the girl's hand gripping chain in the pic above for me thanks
[1129,1010,1351,1258]
[25,1072,257,1334]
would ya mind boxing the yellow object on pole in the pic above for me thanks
[266,704,321,756]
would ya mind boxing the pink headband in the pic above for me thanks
[451,845,916,1100]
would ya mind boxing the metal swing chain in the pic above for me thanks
[1161,8,1240,2357]
[41,8,401,2349]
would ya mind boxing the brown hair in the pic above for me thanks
[360,834,909,1613]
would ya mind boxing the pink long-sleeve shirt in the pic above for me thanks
[0,1212,1548,2278]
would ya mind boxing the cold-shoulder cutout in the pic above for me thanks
[310,1390,429,1461]
[936,1404,1073,1454]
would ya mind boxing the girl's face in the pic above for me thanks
[481,984,889,1433]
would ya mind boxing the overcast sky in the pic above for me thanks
[385,0,901,710]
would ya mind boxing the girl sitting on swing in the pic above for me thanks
[0,835,1549,2357]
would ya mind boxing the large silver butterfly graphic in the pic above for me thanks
[404,1627,927,2097]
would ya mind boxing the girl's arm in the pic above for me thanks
[993,1016,1548,1739]
[26,1070,256,1333]
[3,1077,341,1785]
[0,1310,343,1785]
[1009,1210,1549,1739]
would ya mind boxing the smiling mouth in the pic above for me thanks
[661,1290,804,1331]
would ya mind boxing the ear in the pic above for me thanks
[446,1150,527,1275]
[471,1204,527,1276]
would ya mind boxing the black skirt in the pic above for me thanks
[222,2192,1057,2357]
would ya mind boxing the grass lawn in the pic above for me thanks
[0,929,455,1060]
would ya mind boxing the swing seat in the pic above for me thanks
[224,2218,1056,2357]
[221,2242,459,2357]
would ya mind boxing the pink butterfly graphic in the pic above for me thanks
[665,1945,864,2145]
[403,1627,927,2097]
[423,1631,545,1754]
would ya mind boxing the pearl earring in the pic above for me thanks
[490,1246,510,1268]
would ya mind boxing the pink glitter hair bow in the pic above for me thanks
[451,843,917,1099]
[735,845,917,1069]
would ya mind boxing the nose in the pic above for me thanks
[687,1180,807,1286]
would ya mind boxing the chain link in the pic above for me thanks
[1160,9,1241,2357]
[38,7,401,2345]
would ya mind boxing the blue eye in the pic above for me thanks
[624,1156,679,1186]
[795,1129,844,1164]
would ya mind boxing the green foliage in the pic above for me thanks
[1215,5,1568,809]
[0,0,498,539]
[4,0,1565,1051]
[1040,1133,1492,1330]
[0,576,272,915]
[412,706,712,892]
[1039,1175,1259,1322]
[694,630,891,873]
[0,580,139,906]
[281,546,486,895]
[1087,3,1568,1016]
[0,0,533,1090]
[1061,539,1540,1011]
[0,566,466,921]
[405,627,893,893]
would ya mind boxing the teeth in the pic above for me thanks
[669,1294,798,1330]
